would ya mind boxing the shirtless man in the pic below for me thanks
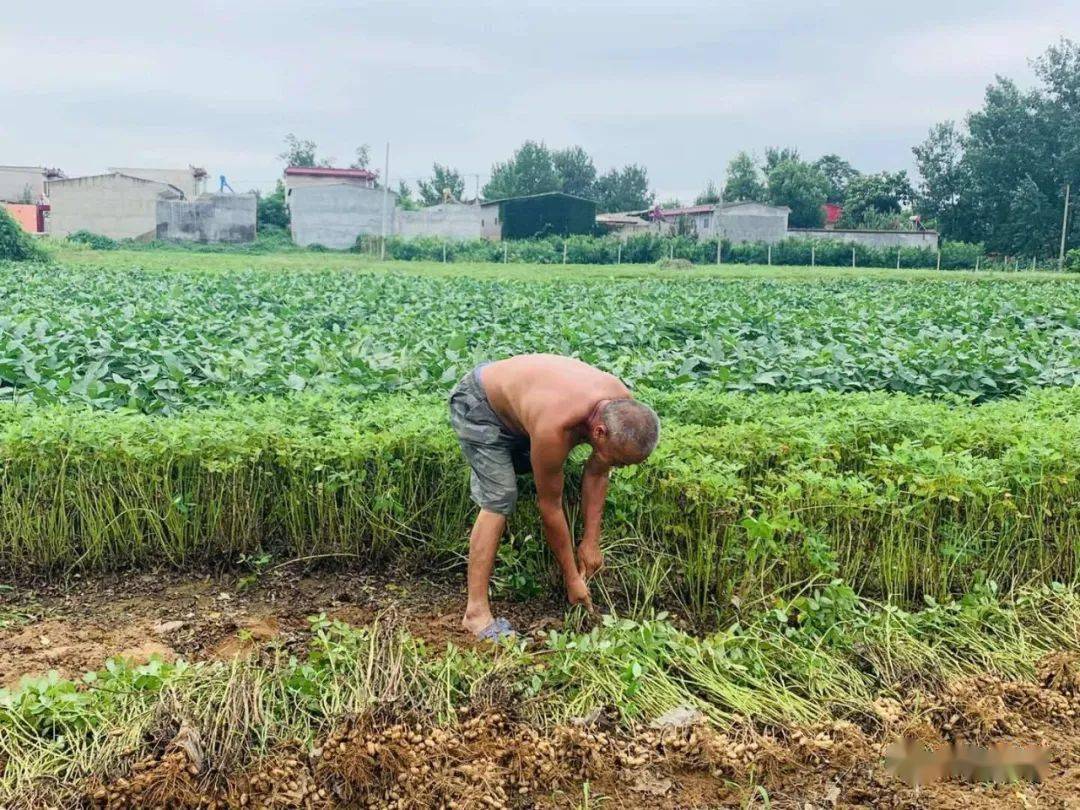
[448,354,661,639]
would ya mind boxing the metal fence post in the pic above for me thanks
[617,243,622,265]
[811,245,815,267]
[767,245,772,266]
[442,242,447,263]
[716,240,721,265]
[936,249,941,271]
[852,246,856,268]
[896,247,901,270]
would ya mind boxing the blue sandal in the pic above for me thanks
[476,617,516,641]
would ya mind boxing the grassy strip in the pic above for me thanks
[2,582,1077,805]
[2,389,1079,612]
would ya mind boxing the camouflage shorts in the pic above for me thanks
[448,365,532,516]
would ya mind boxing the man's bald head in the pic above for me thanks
[600,399,660,463]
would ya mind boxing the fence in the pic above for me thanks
[369,234,1078,272]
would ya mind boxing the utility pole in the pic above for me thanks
[380,142,390,261]
[1059,183,1071,272]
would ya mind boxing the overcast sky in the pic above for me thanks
[2,1,1077,201]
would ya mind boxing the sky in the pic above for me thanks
[2,1,1078,202]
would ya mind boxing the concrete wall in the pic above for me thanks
[47,173,182,240]
[715,203,789,244]
[110,167,204,200]
[156,193,257,243]
[0,166,47,203]
[396,202,485,241]
[288,183,396,249]
[787,228,940,250]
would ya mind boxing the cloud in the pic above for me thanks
[1,0,1077,194]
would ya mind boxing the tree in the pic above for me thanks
[482,140,561,200]
[552,146,598,199]
[695,180,721,205]
[724,152,765,203]
[912,121,971,237]
[396,180,419,211]
[418,163,466,205]
[813,154,860,204]
[840,171,915,227]
[766,159,828,228]
[659,198,684,210]
[350,145,372,170]
[278,134,329,168]
[764,146,800,173]
[593,164,654,212]
[913,39,1080,253]
[256,180,289,229]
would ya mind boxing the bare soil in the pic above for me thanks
[4,569,1080,808]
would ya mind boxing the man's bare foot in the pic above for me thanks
[463,607,495,637]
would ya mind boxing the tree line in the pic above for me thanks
[260,39,1078,257]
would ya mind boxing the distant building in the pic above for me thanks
[289,183,397,249]
[480,192,597,240]
[396,200,485,241]
[284,166,378,191]
[0,165,64,204]
[110,166,208,200]
[46,173,184,239]
[823,203,843,228]
[633,201,790,244]
[596,212,660,238]
[156,193,257,243]
[2,202,48,234]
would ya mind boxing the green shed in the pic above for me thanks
[481,192,597,240]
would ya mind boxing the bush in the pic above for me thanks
[0,208,46,261]
[66,230,118,250]
[1067,248,1080,272]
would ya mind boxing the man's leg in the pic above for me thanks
[462,508,507,635]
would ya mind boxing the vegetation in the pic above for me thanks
[0,208,45,262]
[3,581,1080,805]
[2,260,1078,412]
[914,38,1079,254]
[1,246,1079,802]
[482,140,653,212]
[1,387,1079,615]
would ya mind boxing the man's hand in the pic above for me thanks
[566,574,595,613]
[577,540,604,581]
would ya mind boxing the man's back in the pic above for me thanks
[480,353,630,438]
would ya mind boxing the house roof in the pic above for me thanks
[597,212,650,225]
[47,172,185,197]
[284,166,379,181]
[480,191,598,207]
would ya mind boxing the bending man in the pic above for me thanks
[448,354,660,639]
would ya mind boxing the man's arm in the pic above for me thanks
[531,432,592,609]
[577,453,610,579]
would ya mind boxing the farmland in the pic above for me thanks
[3,248,1080,807]
[2,250,1079,410]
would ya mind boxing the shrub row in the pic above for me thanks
[379,234,1069,271]
[2,388,1079,616]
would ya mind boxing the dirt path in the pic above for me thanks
[4,570,1080,808]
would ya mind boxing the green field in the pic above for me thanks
[4,249,1078,411]
[3,249,1080,806]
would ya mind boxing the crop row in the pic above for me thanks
[2,388,1078,614]
[2,262,1079,411]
